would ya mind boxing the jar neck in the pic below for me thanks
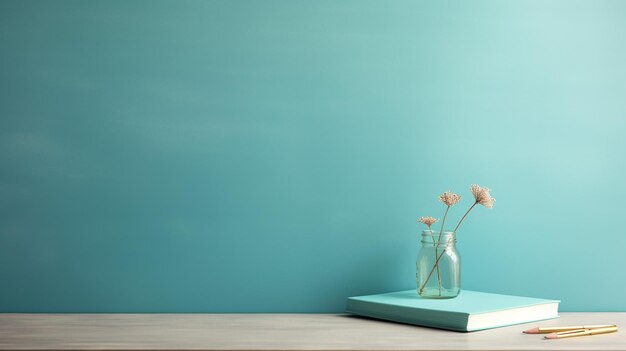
[420,230,456,247]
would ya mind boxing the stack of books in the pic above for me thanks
[346,290,559,332]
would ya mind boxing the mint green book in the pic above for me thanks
[346,290,559,332]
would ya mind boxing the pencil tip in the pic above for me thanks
[523,327,539,334]
[545,333,558,339]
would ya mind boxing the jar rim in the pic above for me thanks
[420,230,457,244]
[421,230,454,235]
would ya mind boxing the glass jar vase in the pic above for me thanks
[416,230,460,298]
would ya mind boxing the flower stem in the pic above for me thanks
[419,202,478,295]
[451,201,477,235]
[426,226,440,294]
[434,206,450,295]
[425,225,441,294]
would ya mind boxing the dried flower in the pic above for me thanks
[418,216,439,228]
[418,184,498,295]
[438,191,461,206]
[470,184,496,208]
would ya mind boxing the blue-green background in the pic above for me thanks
[1,0,625,312]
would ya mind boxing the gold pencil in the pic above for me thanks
[545,325,619,340]
[523,324,616,334]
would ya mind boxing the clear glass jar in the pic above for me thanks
[416,230,460,298]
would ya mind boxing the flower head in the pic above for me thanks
[470,184,496,208]
[438,191,461,207]
[418,216,439,228]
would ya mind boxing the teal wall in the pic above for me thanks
[1,0,625,312]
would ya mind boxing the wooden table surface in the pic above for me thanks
[0,313,624,350]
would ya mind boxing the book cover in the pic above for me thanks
[346,290,560,332]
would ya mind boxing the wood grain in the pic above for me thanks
[0,313,624,350]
